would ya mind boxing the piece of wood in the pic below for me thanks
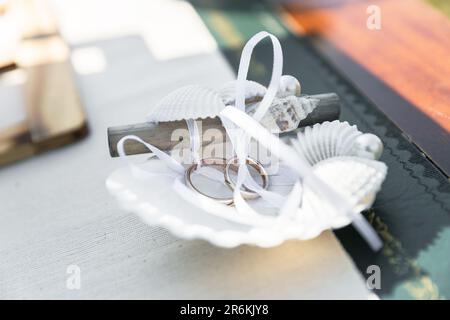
[284,0,450,131]
[107,93,340,157]
[0,0,87,167]
[0,62,87,167]
[108,117,220,158]
[0,35,87,167]
[24,61,86,143]
[297,93,341,127]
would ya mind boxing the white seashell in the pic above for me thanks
[291,120,382,165]
[107,149,374,247]
[105,154,387,248]
[277,75,301,98]
[218,80,267,106]
[248,95,319,133]
[147,85,226,123]
[219,76,301,104]
[311,156,387,211]
[105,159,325,248]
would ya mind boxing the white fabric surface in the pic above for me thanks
[0,0,370,299]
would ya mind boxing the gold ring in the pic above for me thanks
[185,157,234,205]
[224,156,269,200]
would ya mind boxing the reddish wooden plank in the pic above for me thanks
[285,0,450,132]
[283,0,450,174]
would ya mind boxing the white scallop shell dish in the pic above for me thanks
[105,153,387,248]
[147,85,226,123]
[218,80,267,106]
[105,161,328,248]
[291,120,375,166]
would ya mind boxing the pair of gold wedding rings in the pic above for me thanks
[185,157,269,206]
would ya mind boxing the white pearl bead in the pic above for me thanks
[351,133,383,160]
[277,75,301,97]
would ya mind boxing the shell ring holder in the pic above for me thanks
[107,31,388,250]
[184,156,270,206]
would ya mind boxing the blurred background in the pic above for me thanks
[1,0,449,300]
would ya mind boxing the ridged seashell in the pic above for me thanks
[219,75,302,105]
[312,156,387,211]
[218,80,267,106]
[147,85,226,122]
[247,95,319,133]
[291,120,364,165]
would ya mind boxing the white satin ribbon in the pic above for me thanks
[116,137,275,226]
[117,123,225,183]
[117,134,184,178]
[186,119,201,167]
[235,32,283,120]
[221,31,303,217]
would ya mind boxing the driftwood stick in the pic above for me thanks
[297,93,340,127]
[108,117,222,157]
[108,93,341,157]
